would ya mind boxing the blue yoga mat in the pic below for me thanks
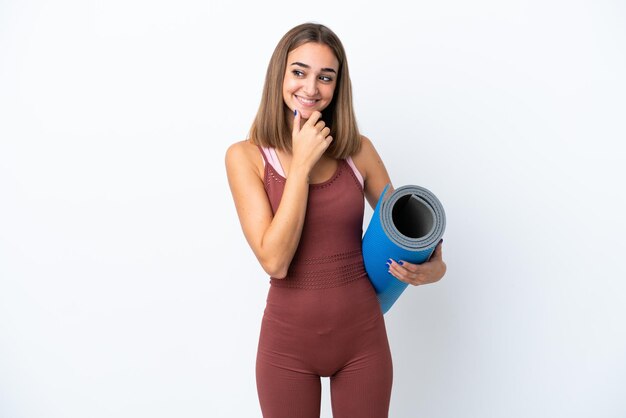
[362,184,446,314]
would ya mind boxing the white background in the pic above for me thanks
[1,1,625,417]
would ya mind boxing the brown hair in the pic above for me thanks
[248,23,361,159]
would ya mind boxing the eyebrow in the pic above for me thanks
[290,61,337,74]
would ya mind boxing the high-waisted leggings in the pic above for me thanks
[256,277,393,418]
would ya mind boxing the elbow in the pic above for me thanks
[255,240,293,279]
[267,269,288,280]
[260,257,290,279]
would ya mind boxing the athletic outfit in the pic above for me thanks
[256,147,393,418]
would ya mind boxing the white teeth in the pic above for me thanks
[297,96,316,104]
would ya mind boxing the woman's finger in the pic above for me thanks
[292,109,301,137]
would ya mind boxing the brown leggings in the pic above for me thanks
[256,278,393,418]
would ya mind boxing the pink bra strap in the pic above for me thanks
[259,146,286,177]
[346,156,364,188]
[259,146,363,188]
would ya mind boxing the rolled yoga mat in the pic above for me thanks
[362,184,446,314]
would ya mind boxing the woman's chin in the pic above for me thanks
[297,109,315,120]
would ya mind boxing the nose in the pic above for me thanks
[302,76,318,96]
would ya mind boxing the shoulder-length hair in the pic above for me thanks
[248,23,361,159]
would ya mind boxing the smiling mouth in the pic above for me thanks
[296,95,319,106]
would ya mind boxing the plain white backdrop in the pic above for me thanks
[1,1,625,417]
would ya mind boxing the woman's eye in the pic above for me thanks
[319,76,332,82]
[292,70,304,77]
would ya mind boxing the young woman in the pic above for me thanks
[226,22,446,418]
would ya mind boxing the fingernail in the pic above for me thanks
[399,261,405,266]
[294,109,297,116]
[386,258,393,264]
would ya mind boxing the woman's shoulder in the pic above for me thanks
[226,139,260,161]
[225,140,264,175]
[351,134,388,179]
[351,134,378,163]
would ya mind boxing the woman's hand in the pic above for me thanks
[386,241,447,286]
[225,111,333,279]
[291,110,333,175]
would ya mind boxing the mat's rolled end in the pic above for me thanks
[362,184,446,314]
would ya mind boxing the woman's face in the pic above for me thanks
[282,42,339,121]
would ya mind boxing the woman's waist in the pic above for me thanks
[271,248,367,289]
[264,277,382,328]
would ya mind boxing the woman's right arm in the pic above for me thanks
[225,111,332,278]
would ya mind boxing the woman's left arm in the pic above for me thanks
[351,135,393,208]
[352,135,447,286]
[388,241,446,286]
